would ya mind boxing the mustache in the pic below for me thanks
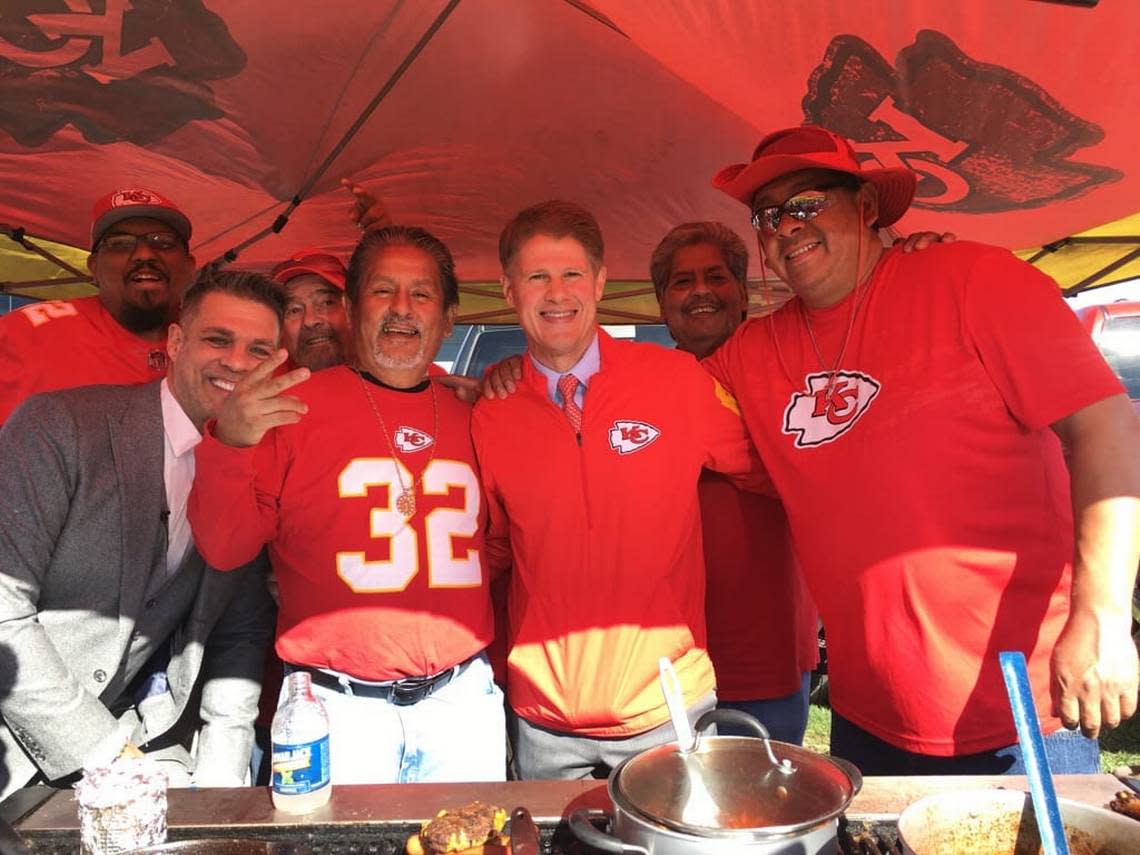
[379,311,422,333]
[126,259,168,278]
[682,296,724,312]
[299,322,337,347]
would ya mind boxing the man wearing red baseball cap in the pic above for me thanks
[704,125,1140,775]
[0,187,196,424]
[271,249,353,372]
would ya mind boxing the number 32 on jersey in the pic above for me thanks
[336,458,482,593]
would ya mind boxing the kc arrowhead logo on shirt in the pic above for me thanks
[783,371,881,448]
[394,427,435,453]
[608,420,661,455]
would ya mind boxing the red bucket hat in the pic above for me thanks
[713,126,917,228]
[91,188,192,248]
[271,249,347,291]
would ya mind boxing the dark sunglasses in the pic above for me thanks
[750,188,838,235]
[98,231,184,253]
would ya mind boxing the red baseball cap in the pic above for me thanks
[91,188,192,248]
[713,126,917,228]
[270,249,347,291]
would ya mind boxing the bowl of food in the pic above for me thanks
[897,789,1140,855]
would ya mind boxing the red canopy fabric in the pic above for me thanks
[1,0,1137,287]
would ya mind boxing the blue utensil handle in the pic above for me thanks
[999,650,1070,855]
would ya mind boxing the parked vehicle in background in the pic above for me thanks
[1075,301,1140,414]
[450,324,675,378]
[0,295,36,317]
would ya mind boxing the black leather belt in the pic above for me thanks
[290,656,474,706]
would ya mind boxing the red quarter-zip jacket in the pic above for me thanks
[472,330,765,736]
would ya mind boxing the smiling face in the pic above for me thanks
[349,244,455,387]
[281,273,350,371]
[659,242,748,359]
[166,291,280,431]
[502,234,607,372]
[86,216,196,338]
[752,168,880,308]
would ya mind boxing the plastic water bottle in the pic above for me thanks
[271,671,331,814]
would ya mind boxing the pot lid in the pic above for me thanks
[611,735,857,838]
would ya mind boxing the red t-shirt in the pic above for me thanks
[189,367,492,681]
[0,296,167,424]
[472,331,766,737]
[699,472,818,701]
[704,242,1124,756]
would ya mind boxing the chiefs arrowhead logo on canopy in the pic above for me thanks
[805,30,1120,213]
[0,0,245,146]
[608,420,661,455]
[783,371,881,449]
[394,426,434,454]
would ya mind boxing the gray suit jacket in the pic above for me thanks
[0,381,274,796]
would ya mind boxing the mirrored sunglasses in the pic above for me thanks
[98,231,183,253]
[750,190,835,236]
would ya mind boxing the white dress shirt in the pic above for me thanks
[159,378,201,576]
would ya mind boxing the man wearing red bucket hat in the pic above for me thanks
[705,125,1140,775]
[0,187,196,424]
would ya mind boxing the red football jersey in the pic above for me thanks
[0,296,167,424]
[699,472,818,701]
[473,331,765,737]
[704,242,1124,756]
[190,367,492,681]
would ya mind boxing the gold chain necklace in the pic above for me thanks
[799,281,870,396]
[355,368,439,519]
[797,226,872,396]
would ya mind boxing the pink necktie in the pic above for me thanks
[558,374,582,433]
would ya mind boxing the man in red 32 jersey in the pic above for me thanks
[0,188,196,424]
[188,226,504,784]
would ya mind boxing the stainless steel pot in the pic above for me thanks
[569,709,862,854]
[897,789,1140,854]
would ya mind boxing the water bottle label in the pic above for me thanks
[271,735,330,795]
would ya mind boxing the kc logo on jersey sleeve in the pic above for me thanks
[394,427,435,453]
[783,371,881,448]
[608,420,661,455]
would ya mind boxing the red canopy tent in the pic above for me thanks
[1,0,1137,320]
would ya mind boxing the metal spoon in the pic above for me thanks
[658,657,720,826]
[999,650,1070,855]
[657,657,695,752]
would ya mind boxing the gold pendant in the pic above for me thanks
[395,489,416,518]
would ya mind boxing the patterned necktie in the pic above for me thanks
[557,373,582,433]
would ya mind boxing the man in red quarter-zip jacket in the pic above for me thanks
[471,200,767,780]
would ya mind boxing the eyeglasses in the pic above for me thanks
[750,189,836,235]
[97,232,184,253]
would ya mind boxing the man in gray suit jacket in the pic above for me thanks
[0,268,288,798]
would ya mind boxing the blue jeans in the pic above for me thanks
[717,672,811,745]
[830,711,1100,775]
[292,653,506,784]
